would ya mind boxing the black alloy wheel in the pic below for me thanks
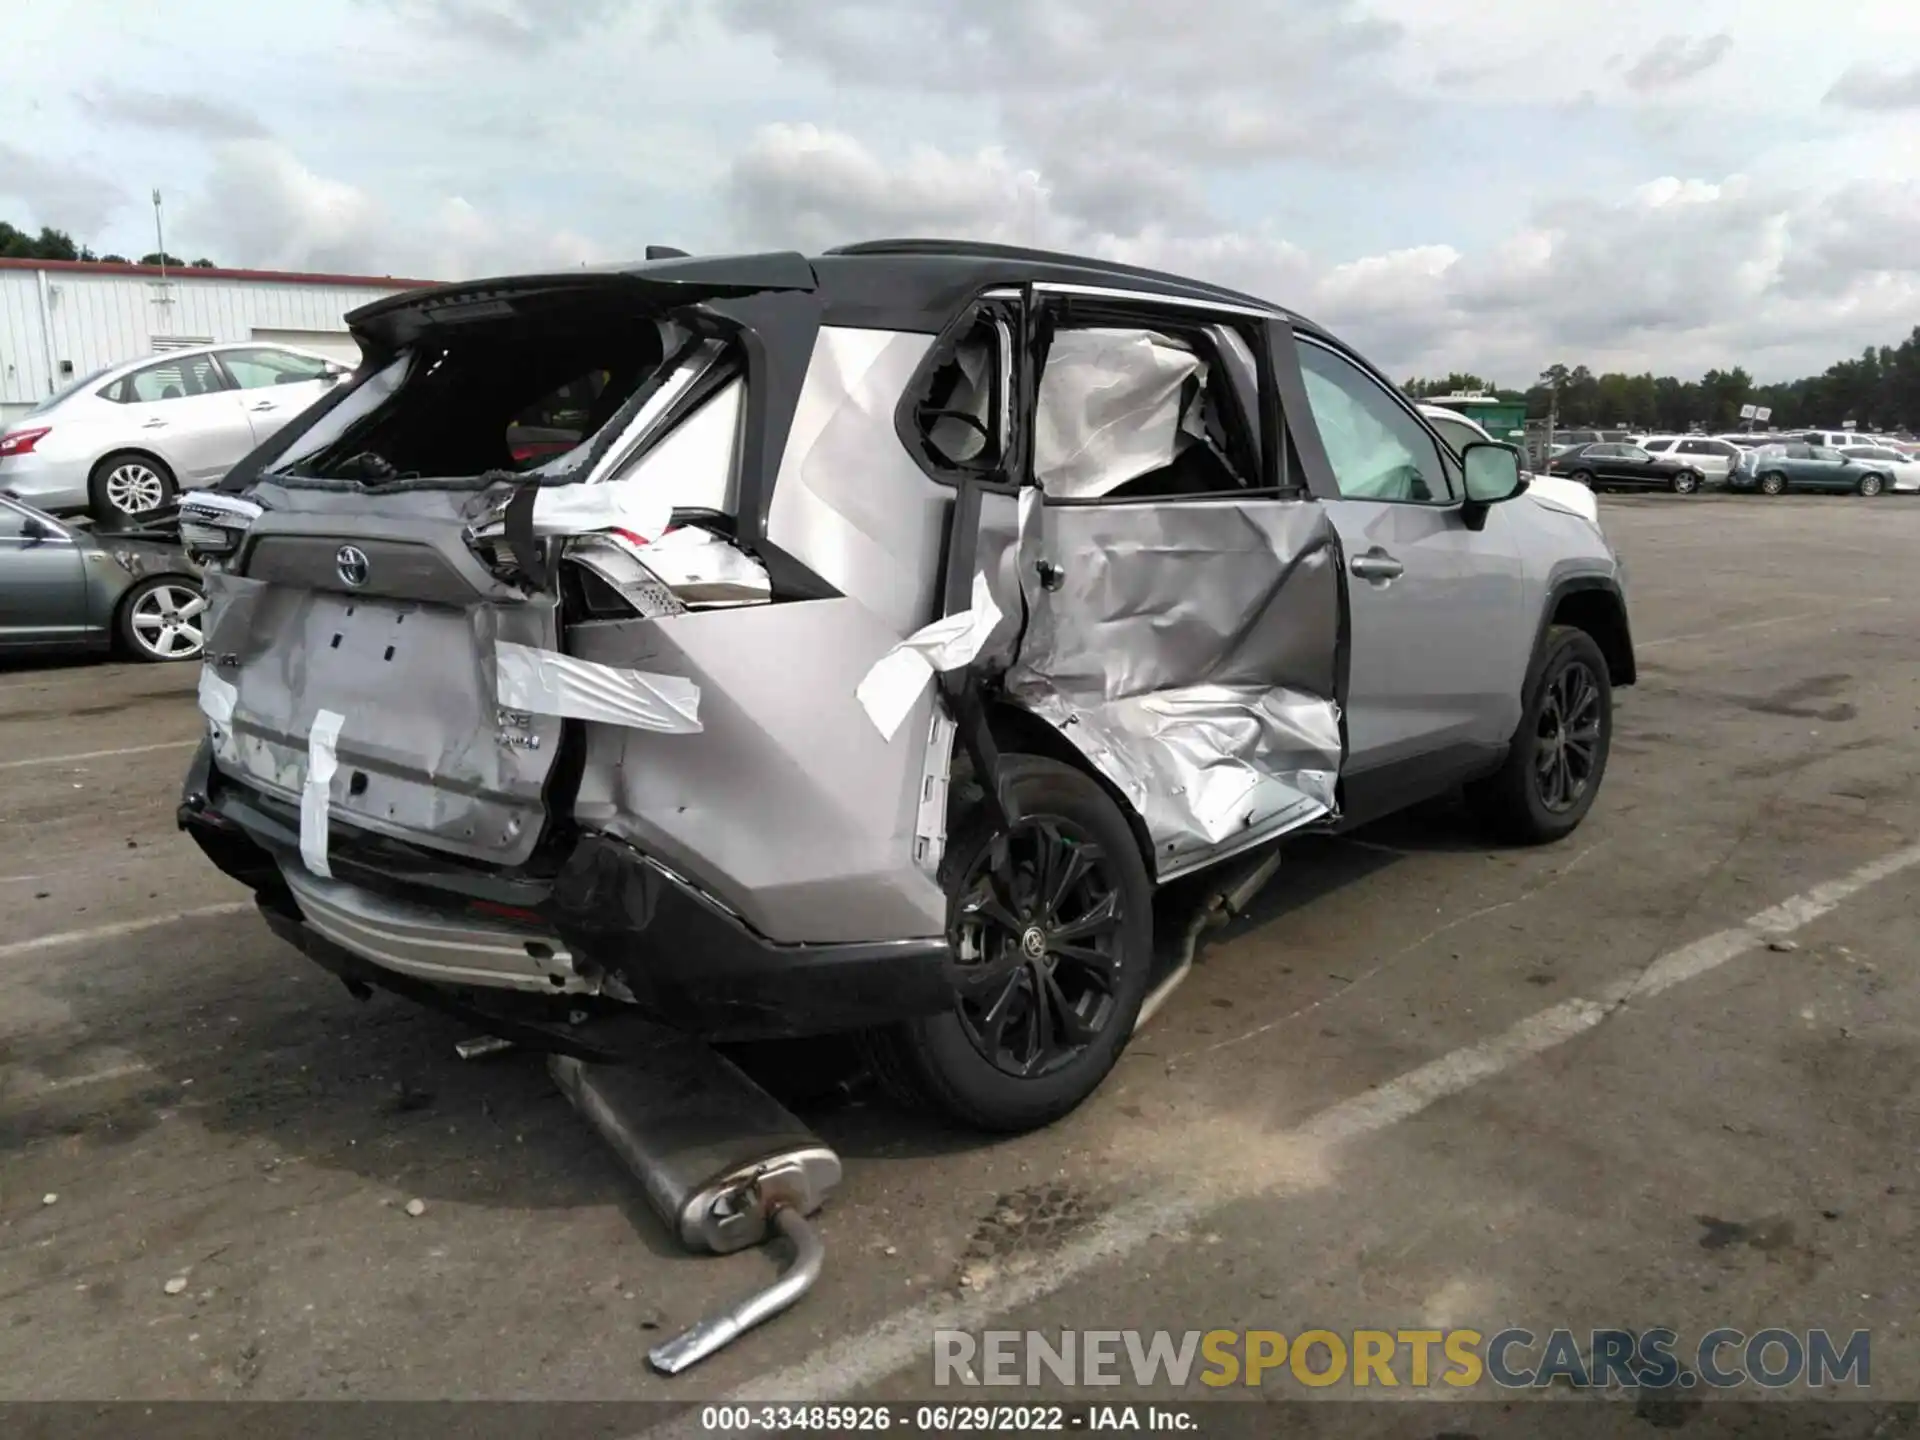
[862,754,1153,1132]
[1534,657,1603,814]
[949,816,1124,1078]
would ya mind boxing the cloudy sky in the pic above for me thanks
[5,0,1918,385]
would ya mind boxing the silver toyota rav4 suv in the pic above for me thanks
[178,241,1633,1132]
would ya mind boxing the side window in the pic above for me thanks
[1032,324,1260,500]
[905,308,1007,476]
[1645,438,1676,452]
[1811,446,1844,462]
[0,504,28,539]
[1298,341,1451,503]
[1621,446,1651,463]
[221,348,332,389]
[106,354,228,404]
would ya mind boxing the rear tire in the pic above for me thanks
[116,575,206,663]
[1466,626,1613,845]
[1570,470,1595,489]
[1759,472,1787,496]
[863,755,1154,1133]
[1671,470,1700,494]
[89,451,176,522]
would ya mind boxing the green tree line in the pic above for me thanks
[1,220,214,269]
[1406,330,1920,435]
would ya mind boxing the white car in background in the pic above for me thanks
[0,343,352,521]
[1841,444,1920,493]
[1422,404,1600,523]
[1630,434,1742,486]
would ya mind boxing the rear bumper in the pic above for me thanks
[0,452,87,513]
[178,740,955,1043]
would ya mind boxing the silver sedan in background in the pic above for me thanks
[0,342,352,522]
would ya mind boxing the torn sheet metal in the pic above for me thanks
[855,570,1004,742]
[1033,329,1207,500]
[1001,497,1345,877]
[495,639,702,733]
[912,707,958,876]
[300,709,345,878]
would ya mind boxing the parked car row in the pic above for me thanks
[1545,437,1915,496]
[0,494,205,663]
[1729,442,1917,495]
[0,342,352,523]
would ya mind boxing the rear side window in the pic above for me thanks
[221,348,332,389]
[104,354,229,404]
[1644,438,1675,452]
[904,307,1008,476]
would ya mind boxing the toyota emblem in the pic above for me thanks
[335,545,370,588]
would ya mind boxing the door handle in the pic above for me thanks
[249,401,277,412]
[1349,548,1404,582]
[141,419,167,429]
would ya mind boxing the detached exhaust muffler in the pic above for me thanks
[548,1040,841,1375]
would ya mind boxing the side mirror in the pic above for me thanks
[1463,442,1525,504]
[19,515,49,546]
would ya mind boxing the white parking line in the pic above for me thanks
[673,838,1920,1416]
[0,740,199,771]
[1639,597,1892,650]
[0,901,252,962]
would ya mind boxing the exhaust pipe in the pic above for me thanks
[549,1038,841,1374]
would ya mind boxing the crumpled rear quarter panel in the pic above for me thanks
[568,598,947,946]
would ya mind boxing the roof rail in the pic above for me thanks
[823,238,1281,312]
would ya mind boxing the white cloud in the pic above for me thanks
[179,140,602,279]
[0,143,123,235]
[1824,62,1920,111]
[1622,33,1735,92]
[724,126,1920,384]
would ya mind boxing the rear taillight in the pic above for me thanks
[0,427,49,457]
[178,491,264,562]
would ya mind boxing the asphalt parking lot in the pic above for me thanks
[3,493,1919,1422]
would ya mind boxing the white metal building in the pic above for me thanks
[0,258,433,422]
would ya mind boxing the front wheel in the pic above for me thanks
[1671,470,1700,494]
[864,755,1154,1132]
[1858,472,1885,497]
[1466,626,1613,845]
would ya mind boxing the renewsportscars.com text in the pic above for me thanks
[933,1327,1870,1390]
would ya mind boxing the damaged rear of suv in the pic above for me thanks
[178,241,1633,1132]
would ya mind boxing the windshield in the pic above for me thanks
[27,367,114,415]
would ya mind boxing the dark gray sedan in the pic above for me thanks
[0,495,205,662]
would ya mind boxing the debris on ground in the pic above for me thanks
[41,1193,57,1206]
[163,1276,188,1295]
[404,1198,427,1218]
[1767,937,1800,953]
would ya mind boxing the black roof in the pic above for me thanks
[348,238,1319,342]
